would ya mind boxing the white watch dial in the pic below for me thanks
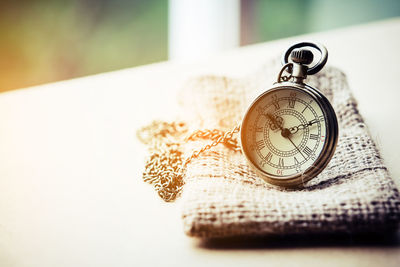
[242,88,327,178]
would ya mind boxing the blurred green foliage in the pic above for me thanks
[0,0,398,91]
[251,0,400,42]
[0,0,167,91]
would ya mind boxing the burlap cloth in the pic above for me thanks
[176,59,400,238]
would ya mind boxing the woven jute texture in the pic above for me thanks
[177,61,400,238]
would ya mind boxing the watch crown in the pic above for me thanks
[291,49,314,65]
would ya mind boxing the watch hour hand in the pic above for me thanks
[265,113,283,131]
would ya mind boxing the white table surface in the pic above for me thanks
[1,18,400,267]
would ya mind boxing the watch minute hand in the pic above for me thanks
[289,119,319,134]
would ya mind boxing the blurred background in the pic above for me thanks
[0,0,399,92]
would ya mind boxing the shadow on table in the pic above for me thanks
[198,230,400,250]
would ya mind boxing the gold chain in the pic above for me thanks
[137,121,241,202]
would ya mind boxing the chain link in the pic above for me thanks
[276,63,293,83]
[184,125,241,166]
[137,121,241,202]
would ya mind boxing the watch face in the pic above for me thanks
[241,85,336,184]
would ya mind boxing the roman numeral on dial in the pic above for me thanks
[278,158,284,167]
[273,101,280,110]
[309,134,319,140]
[288,99,295,108]
[302,100,313,113]
[265,152,272,162]
[303,146,313,157]
[256,140,265,150]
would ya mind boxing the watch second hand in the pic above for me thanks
[288,136,306,160]
[281,128,307,160]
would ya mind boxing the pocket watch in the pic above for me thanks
[139,41,339,201]
[240,41,338,187]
